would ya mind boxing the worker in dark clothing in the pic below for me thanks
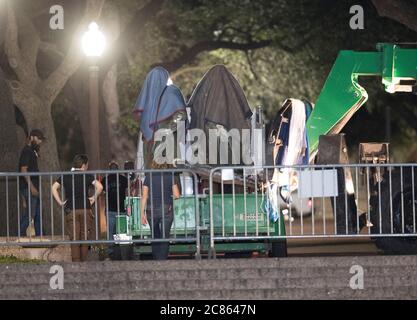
[140,162,181,260]
[102,161,128,259]
[51,155,103,262]
[18,129,45,237]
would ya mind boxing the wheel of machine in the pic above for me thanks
[112,244,134,261]
[370,167,417,255]
[270,239,288,257]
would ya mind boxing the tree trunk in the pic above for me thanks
[27,104,62,236]
[100,3,136,167]
[67,69,112,169]
[27,108,61,172]
[0,72,19,236]
[0,77,19,172]
[69,65,136,169]
[9,83,63,236]
[102,64,136,165]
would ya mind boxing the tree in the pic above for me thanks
[371,0,417,33]
[33,0,166,167]
[0,67,19,236]
[114,0,417,162]
[2,0,417,171]
[2,0,105,172]
[0,0,106,235]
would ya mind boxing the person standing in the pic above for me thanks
[18,129,45,237]
[51,155,103,262]
[102,161,128,259]
[140,162,181,260]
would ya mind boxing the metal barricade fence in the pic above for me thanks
[1,164,416,259]
[0,169,201,259]
[208,164,417,256]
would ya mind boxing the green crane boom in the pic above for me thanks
[307,43,417,157]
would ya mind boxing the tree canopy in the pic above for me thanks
[1,0,417,169]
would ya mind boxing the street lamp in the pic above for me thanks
[82,22,106,170]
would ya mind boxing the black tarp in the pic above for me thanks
[187,65,253,168]
[188,65,252,132]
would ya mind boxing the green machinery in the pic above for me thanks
[307,43,417,156]
[116,193,286,258]
[307,43,417,254]
[116,43,417,259]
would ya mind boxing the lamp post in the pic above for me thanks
[82,22,106,170]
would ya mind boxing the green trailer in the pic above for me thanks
[205,194,287,257]
[114,194,287,259]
